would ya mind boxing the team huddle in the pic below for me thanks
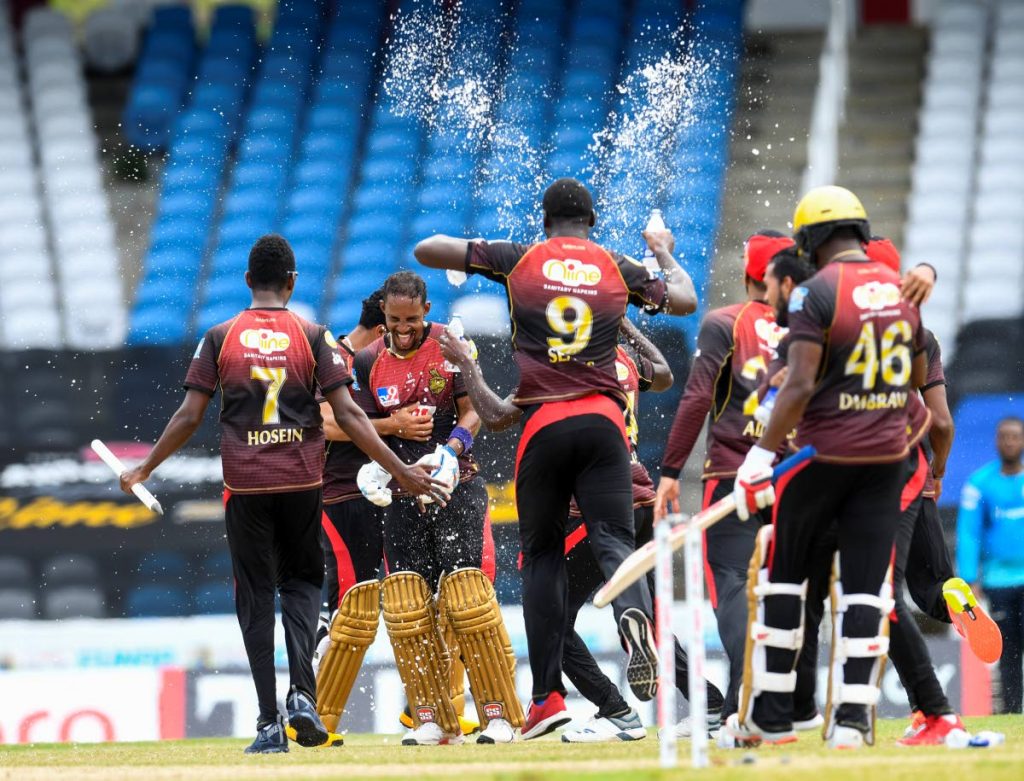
[121,179,1001,753]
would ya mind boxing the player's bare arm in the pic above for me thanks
[321,401,433,443]
[439,328,522,431]
[901,263,937,306]
[642,228,698,315]
[447,395,481,457]
[922,382,954,500]
[413,234,471,270]
[619,317,673,391]
[756,339,821,454]
[120,389,211,493]
[322,384,449,502]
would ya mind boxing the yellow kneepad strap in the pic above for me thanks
[316,580,381,733]
[382,571,461,734]
[441,568,525,728]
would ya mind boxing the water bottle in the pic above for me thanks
[970,731,1006,747]
[445,315,465,373]
[643,208,666,275]
[446,269,468,287]
[754,387,778,426]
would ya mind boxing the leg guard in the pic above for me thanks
[823,554,893,745]
[382,571,460,735]
[437,582,481,734]
[440,568,526,728]
[737,525,808,726]
[315,580,380,733]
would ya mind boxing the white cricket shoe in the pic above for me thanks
[401,722,464,746]
[562,710,646,743]
[793,712,825,731]
[477,718,516,744]
[673,711,722,738]
[724,713,797,747]
[827,724,865,750]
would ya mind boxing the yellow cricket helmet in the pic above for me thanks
[792,185,870,257]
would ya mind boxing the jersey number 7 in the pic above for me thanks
[251,366,287,425]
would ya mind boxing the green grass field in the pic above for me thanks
[2,716,1022,781]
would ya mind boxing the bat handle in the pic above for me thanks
[91,439,164,515]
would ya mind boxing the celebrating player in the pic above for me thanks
[726,187,929,749]
[654,230,799,729]
[119,236,446,754]
[414,177,698,736]
[351,270,519,746]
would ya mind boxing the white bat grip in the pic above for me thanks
[90,439,163,515]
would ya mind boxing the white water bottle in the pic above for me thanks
[445,315,466,373]
[643,208,666,275]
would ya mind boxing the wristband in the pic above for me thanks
[449,426,474,454]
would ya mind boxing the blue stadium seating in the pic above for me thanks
[193,579,234,614]
[125,585,188,618]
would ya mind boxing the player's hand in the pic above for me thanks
[390,406,433,442]
[769,366,788,388]
[733,446,776,521]
[901,264,936,306]
[932,476,942,503]
[439,328,474,367]
[119,466,150,495]
[654,477,680,524]
[393,462,451,507]
[642,228,675,255]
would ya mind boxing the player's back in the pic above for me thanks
[186,307,349,493]
[787,258,926,462]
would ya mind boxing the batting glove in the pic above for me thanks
[415,444,460,505]
[733,445,776,522]
[357,461,393,507]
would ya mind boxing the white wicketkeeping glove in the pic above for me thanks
[733,445,776,522]
[357,461,393,507]
[415,444,460,505]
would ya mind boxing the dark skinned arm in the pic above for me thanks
[755,340,821,453]
[619,317,673,391]
[320,401,433,442]
[447,395,482,456]
[642,229,698,315]
[120,389,212,492]
[922,382,954,484]
[414,235,471,270]
[438,329,522,432]
[323,385,447,501]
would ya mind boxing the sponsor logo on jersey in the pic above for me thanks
[852,281,901,311]
[428,368,447,396]
[615,360,630,382]
[239,329,291,355]
[789,287,808,313]
[192,337,205,359]
[332,351,343,365]
[416,706,435,723]
[376,385,400,407]
[324,330,339,348]
[483,702,504,720]
[542,258,602,287]
[754,318,786,349]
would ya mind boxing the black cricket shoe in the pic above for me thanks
[244,716,288,754]
[286,686,330,748]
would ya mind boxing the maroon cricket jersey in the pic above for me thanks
[569,344,656,517]
[661,300,785,480]
[919,329,945,498]
[352,323,477,494]
[321,338,364,504]
[786,257,929,463]
[465,237,668,407]
[184,308,351,494]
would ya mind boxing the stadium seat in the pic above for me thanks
[192,579,235,615]
[0,588,36,619]
[40,554,100,588]
[43,586,106,620]
[0,556,31,588]
[125,585,188,618]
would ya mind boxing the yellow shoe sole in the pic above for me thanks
[285,724,344,747]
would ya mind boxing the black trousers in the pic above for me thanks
[905,497,955,623]
[224,487,324,725]
[384,477,488,589]
[753,460,903,731]
[988,585,1024,713]
[703,478,766,718]
[562,506,725,716]
[517,414,650,699]
[321,499,384,610]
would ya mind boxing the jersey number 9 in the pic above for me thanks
[546,295,593,363]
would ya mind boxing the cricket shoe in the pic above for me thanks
[903,710,927,738]
[944,578,1003,664]
[285,686,329,748]
[897,714,966,747]
[401,722,465,746]
[828,724,866,750]
[285,724,344,747]
[793,712,825,732]
[400,706,479,735]
[244,716,288,754]
[562,709,646,743]
[477,718,516,744]
[672,709,722,739]
[618,608,659,702]
[522,691,572,740]
[724,713,797,748]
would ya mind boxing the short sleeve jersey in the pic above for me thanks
[919,329,946,497]
[184,308,351,493]
[352,323,477,493]
[465,237,668,407]
[786,258,927,462]
[661,300,785,480]
[321,338,365,504]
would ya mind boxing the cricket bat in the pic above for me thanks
[593,445,815,608]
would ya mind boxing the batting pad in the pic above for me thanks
[316,580,381,733]
[440,568,525,728]
[382,571,461,735]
